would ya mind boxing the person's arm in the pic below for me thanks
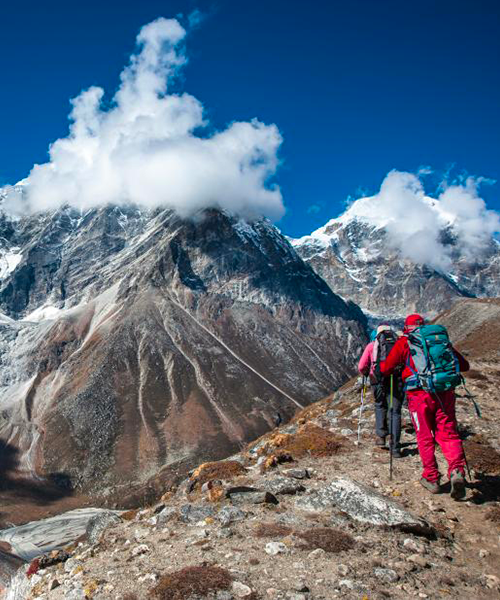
[358,343,372,376]
[453,347,470,372]
[379,338,406,376]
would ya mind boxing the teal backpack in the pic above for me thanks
[405,324,462,392]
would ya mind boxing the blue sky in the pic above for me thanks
[1,0,499,237]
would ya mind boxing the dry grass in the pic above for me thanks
[296,527,355,553]
[149,565,232,600]
[191,461,247,487]
[121,509,139,521]
[464,440,500,475]
[485,505,500,524]
[257,424,344,460]
[254,522,293,538]
[121,594,139,600]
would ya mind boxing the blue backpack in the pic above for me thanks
[405,324,462,392]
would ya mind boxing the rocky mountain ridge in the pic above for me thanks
[291,197,500,320]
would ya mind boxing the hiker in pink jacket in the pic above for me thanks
[358,325,404,456]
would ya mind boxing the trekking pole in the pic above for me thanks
[389,375,394,481]
[357,376,367,444]
[460,379,482,419]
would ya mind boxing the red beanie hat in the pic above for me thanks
[404,313,425,333]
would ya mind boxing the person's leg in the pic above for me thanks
[407,390,440,483]
[372,382,388,442]
[433,392,466,478]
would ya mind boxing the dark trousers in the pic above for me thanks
[372,378,403,450]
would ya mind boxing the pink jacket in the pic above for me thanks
[358,341,375,379]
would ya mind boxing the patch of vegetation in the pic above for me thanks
[149,565,232,600]
[296,527,355,553]
[260,424,345,459]
[191,461,247,487]
[254,522,293,538]
[464,440,500,475]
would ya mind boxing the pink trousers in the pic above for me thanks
[407,390,465,483]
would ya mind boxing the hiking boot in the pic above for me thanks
[391,448,403,459]
[450,469,466,500]
[376,436,387,448]
[420,477,441,494]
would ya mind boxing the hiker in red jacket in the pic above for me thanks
[379,314,470,499]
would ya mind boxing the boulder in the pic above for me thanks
[85,511,121,545]
[296,477,433,535]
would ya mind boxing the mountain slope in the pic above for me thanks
[0,206,366,505]
[292,198,500,320]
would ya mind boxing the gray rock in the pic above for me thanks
[216,592,234,600]
[264,476,306,496]
[64,558,82,574]
[85,510,121,545]
[179,504,215,523]
[157,506,178,524]
[374,568,399,583]
[265,542,288,555]
[296,477,433,535]
[218,506,246,526]
[283,468,310,480]
[230,491,279,505]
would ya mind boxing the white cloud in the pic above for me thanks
[350,170,500,271]
[3,17,284,221]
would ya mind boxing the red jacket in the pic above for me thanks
[380,336,470,382]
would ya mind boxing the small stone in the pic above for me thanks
[283,468,310,480]
[374,567,399,583]
[216,592,233,600]
[64,558,82,574]
[157,506,178,524]
[479,548,489,558]
[308,548,326,559]
[265,542,287,555]
[337,564,349,576]
[232,581,253,597]
[338,579,354,590]
[131,544,149,557]
[266,589,280,598]
[48,579,61,591]
[292,580,309,592]
[218,506,246,526]
[134,527,149,541]
[341,428,354,436]
[403,538,425,554]
[484,574,500,589]
[406,554,428,568]
[286,594,306,600]
[138,573,158,583]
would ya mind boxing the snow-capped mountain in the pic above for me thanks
[291,196,500,320]
[0,200,366,502]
